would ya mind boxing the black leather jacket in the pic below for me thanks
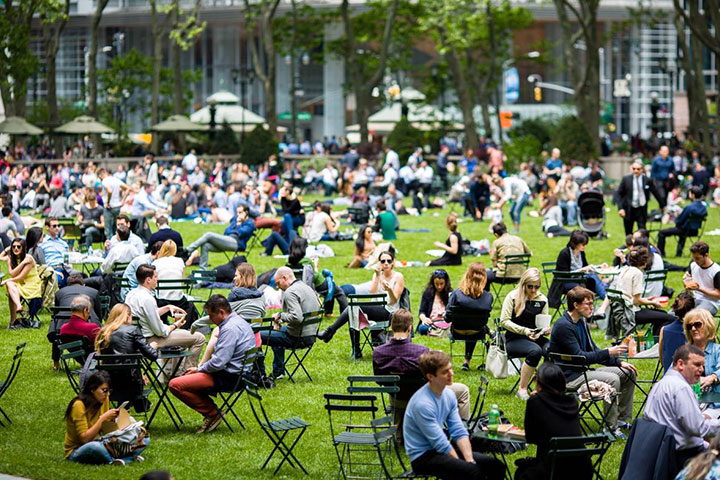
[102,324,158,360]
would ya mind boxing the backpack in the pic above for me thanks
[36,264,59,309]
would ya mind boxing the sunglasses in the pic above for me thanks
[434,269,447,276]
[687,321,704,331]
[11,245,22,249]
[100,388,111,394]
[50,224,59,228]
[526,284,541,290]
[379,259,393,264]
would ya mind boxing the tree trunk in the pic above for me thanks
[356,91,372,143]
[691,34,711,156]
[444,45,479,152]
[150,0,170,154]
[43,0,70,157]
[172,42,186,153]
[246,0,280,138]
[88,0,109,118]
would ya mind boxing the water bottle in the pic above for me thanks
[63,252,69,264]
[693,381,702,400]
[644,326,655,349]
[488,404,500,438]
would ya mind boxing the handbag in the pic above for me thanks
[486,332,508,379]
[99,412,148,459]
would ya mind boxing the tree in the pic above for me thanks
[553,0,600,154]
[386,117,424,162]
[673,0,718,153]
[149,0,175,153]
[244,0,281,137]
[0,0,54,117]
[551,115,596,163]
[41,0,70,155]
[88,0,110,120]
[239,125,277,165]
[340,0,400,144]
[419,0,533,149]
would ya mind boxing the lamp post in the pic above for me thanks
[208,97,217,142]
[232,67,256,144]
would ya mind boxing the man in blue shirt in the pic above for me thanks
[403,350,503,480]
[184,205,255,269]
[169,295,256,434]
[40,216,69,268]
[651,145,675,202]
[543,148,563,190]
[657,186,707,257]
[549,286,637,436]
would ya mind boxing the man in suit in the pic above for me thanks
[147,215,183,251]
[616,160,663,235]
[55,273,101,324]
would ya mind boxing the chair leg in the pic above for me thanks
[272,427,308,475]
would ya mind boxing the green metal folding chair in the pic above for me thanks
[547,432,614,480]
[282,310,324,383]
[0,343,26,427]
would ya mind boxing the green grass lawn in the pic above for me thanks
[0,196,717,480]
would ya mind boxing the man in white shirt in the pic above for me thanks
[125,264,205,372]
[407,147,423,169]
[383,146,400,171]
[188,166,206,187]
[398,162,417,196]
[415,160,434,209]
[182,149,198,173]
[98,168,132,240]
[101,225,142,274]
[131,183,167,218]
[645,344,720,467]
[320,164,339,196]
[686,242,720,315]
[494,176,532,233]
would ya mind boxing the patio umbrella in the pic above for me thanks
[151,115,208,132]
[0,116,43,135]
[55,116,114,134]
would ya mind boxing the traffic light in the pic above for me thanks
[533,86,542,102]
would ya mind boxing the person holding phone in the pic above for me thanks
[549,286,637,437]
[499,268,550,400]
[64,371,148,465]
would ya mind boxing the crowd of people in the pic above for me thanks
[2,137,720,480]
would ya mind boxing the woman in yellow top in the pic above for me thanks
[0,238,42,328]
[64,371,147,465]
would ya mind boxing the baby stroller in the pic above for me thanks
[577,190,606,238]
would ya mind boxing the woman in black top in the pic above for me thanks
[417,269,452,335]
[446,262,493,370]
[426,214,462,266]
[95,304,158,412]
[517,363,590,480]
[549,230,608,305]
[279,184,304,241]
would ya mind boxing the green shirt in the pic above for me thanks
[377,211,397,240]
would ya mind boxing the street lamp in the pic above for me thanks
[208,97,217,141]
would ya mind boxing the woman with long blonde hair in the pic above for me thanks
[683,309,720,415]
[95,304,157,412]
[500,268,550,400]
[447,262,494,370]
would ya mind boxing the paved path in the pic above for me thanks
[0,474,30,480]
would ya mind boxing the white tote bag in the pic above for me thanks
[486,333,509,379]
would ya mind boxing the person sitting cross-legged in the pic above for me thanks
[125,264,205,373]
[260,266,321,381]
[657,186,707,258]
[549,286,637,437]
[185,205,255,269]
[403,350,504,480]
[169,295,256,433]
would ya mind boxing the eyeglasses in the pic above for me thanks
[379,259,393,264]
[100,388,111,394]
[687,321,704,331]
[434,269,447,276]
[526,284,541,290]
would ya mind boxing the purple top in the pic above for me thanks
[372,337,429,374]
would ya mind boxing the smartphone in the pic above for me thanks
[533,328,544,334]
[118,401,130,410]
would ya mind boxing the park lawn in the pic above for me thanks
[0,195,717,480]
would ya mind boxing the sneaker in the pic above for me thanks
[135,455,145,463]
[111,459,126,466]
[461,362,470,371]
[270,372,285,381]
[204,412,225,433]
[611,428,627,440]
[516,390,530,401]
[617,421,632,430]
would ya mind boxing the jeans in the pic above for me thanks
[509,192,530,225]
[411,447,504,480]
[264,231,289,256]
[559,199,577,226]
[67,438,149,465]
[104,206,121,239]
[83,226,103,250]
[186,232,239,268]
[585,273,607,299]
[281,213,304,241]
[260,326,315,377]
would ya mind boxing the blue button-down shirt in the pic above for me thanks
[40,235,69,267]
[130,190,162,216]
[198,312,256,375]
[651,155,675,180]
[121,253,153,300]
